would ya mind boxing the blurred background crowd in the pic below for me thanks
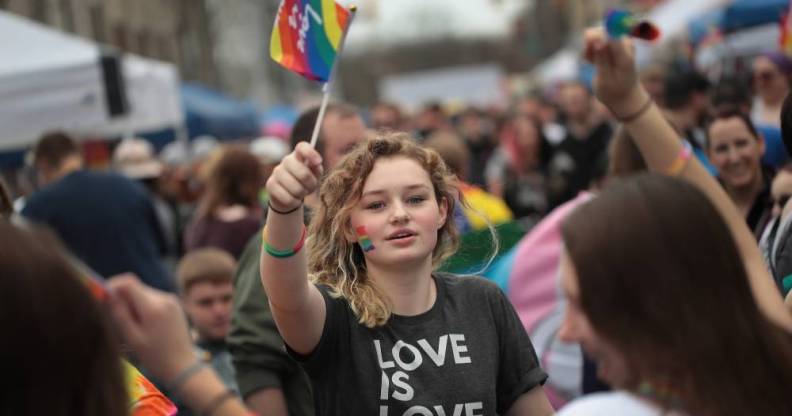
[3,0,792,415]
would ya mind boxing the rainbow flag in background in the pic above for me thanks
[781,1,792,56]
[270,0,352,82]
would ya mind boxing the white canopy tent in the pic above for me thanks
[0,11,183,151]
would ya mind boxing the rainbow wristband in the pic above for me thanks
[665,141,692,176]
[262,225,306,258]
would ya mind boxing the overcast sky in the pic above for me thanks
[339,0,532,52]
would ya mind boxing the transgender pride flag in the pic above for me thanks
[270,0,353,82]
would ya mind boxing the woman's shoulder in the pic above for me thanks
[437,273,505,302]
[558,392,662,416]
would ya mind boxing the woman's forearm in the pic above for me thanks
[617,86,792,330]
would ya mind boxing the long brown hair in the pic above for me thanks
[562,174,792,415]
[0,222,128,415]
[308,133,460,327]
[197,145,263,218]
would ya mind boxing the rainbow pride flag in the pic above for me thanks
[270,0,352,82]
[781,2,792,56]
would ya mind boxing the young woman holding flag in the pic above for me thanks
[260,133,555,415]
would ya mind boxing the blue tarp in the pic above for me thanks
[722,0,789,33]
[181,83,260,140]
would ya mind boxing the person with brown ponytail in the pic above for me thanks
[555,27,792,415]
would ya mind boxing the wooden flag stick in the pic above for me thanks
[309,5,357,148]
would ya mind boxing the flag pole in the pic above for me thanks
[309,5,357,148]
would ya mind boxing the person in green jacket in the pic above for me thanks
[228,103,367,416]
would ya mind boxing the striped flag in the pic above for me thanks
[781,1,792,56]
[270,0,352,82]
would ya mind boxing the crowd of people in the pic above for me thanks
[3,27,792,416]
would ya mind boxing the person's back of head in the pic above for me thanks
[663,69,709,111]
[199,145,263,217]
[33,132,80,169]
[561,174,792,415]
[0,222,127,416]
[32,132,82,185]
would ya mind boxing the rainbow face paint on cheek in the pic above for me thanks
[356,226,375,252]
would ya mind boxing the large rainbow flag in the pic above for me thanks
[270,0,352,82]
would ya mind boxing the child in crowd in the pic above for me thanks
[177,248,239,394]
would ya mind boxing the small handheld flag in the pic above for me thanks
[270,0,357,148]
[605,9,660,41]
[356,226,375,252]
[270,0,353,82]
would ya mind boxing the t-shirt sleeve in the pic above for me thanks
[284,283,347,376]
[491,284,548,414]
[20,193,48,223]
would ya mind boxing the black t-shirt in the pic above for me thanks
[288,273,547,415]
[547,121,613,208]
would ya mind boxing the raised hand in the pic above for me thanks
[265,141,324,212]
[582,27,641,116]
[107,274,197,382]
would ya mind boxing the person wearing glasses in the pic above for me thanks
[752,52,792,128]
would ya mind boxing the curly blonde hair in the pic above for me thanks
[307,133,460,328]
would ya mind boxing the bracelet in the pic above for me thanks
[200,390,237,416]
[268,201,301,215]
[262,225,307,258]
[665,141,693,176]
[167,360,207,395]
[613,96,653,123]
